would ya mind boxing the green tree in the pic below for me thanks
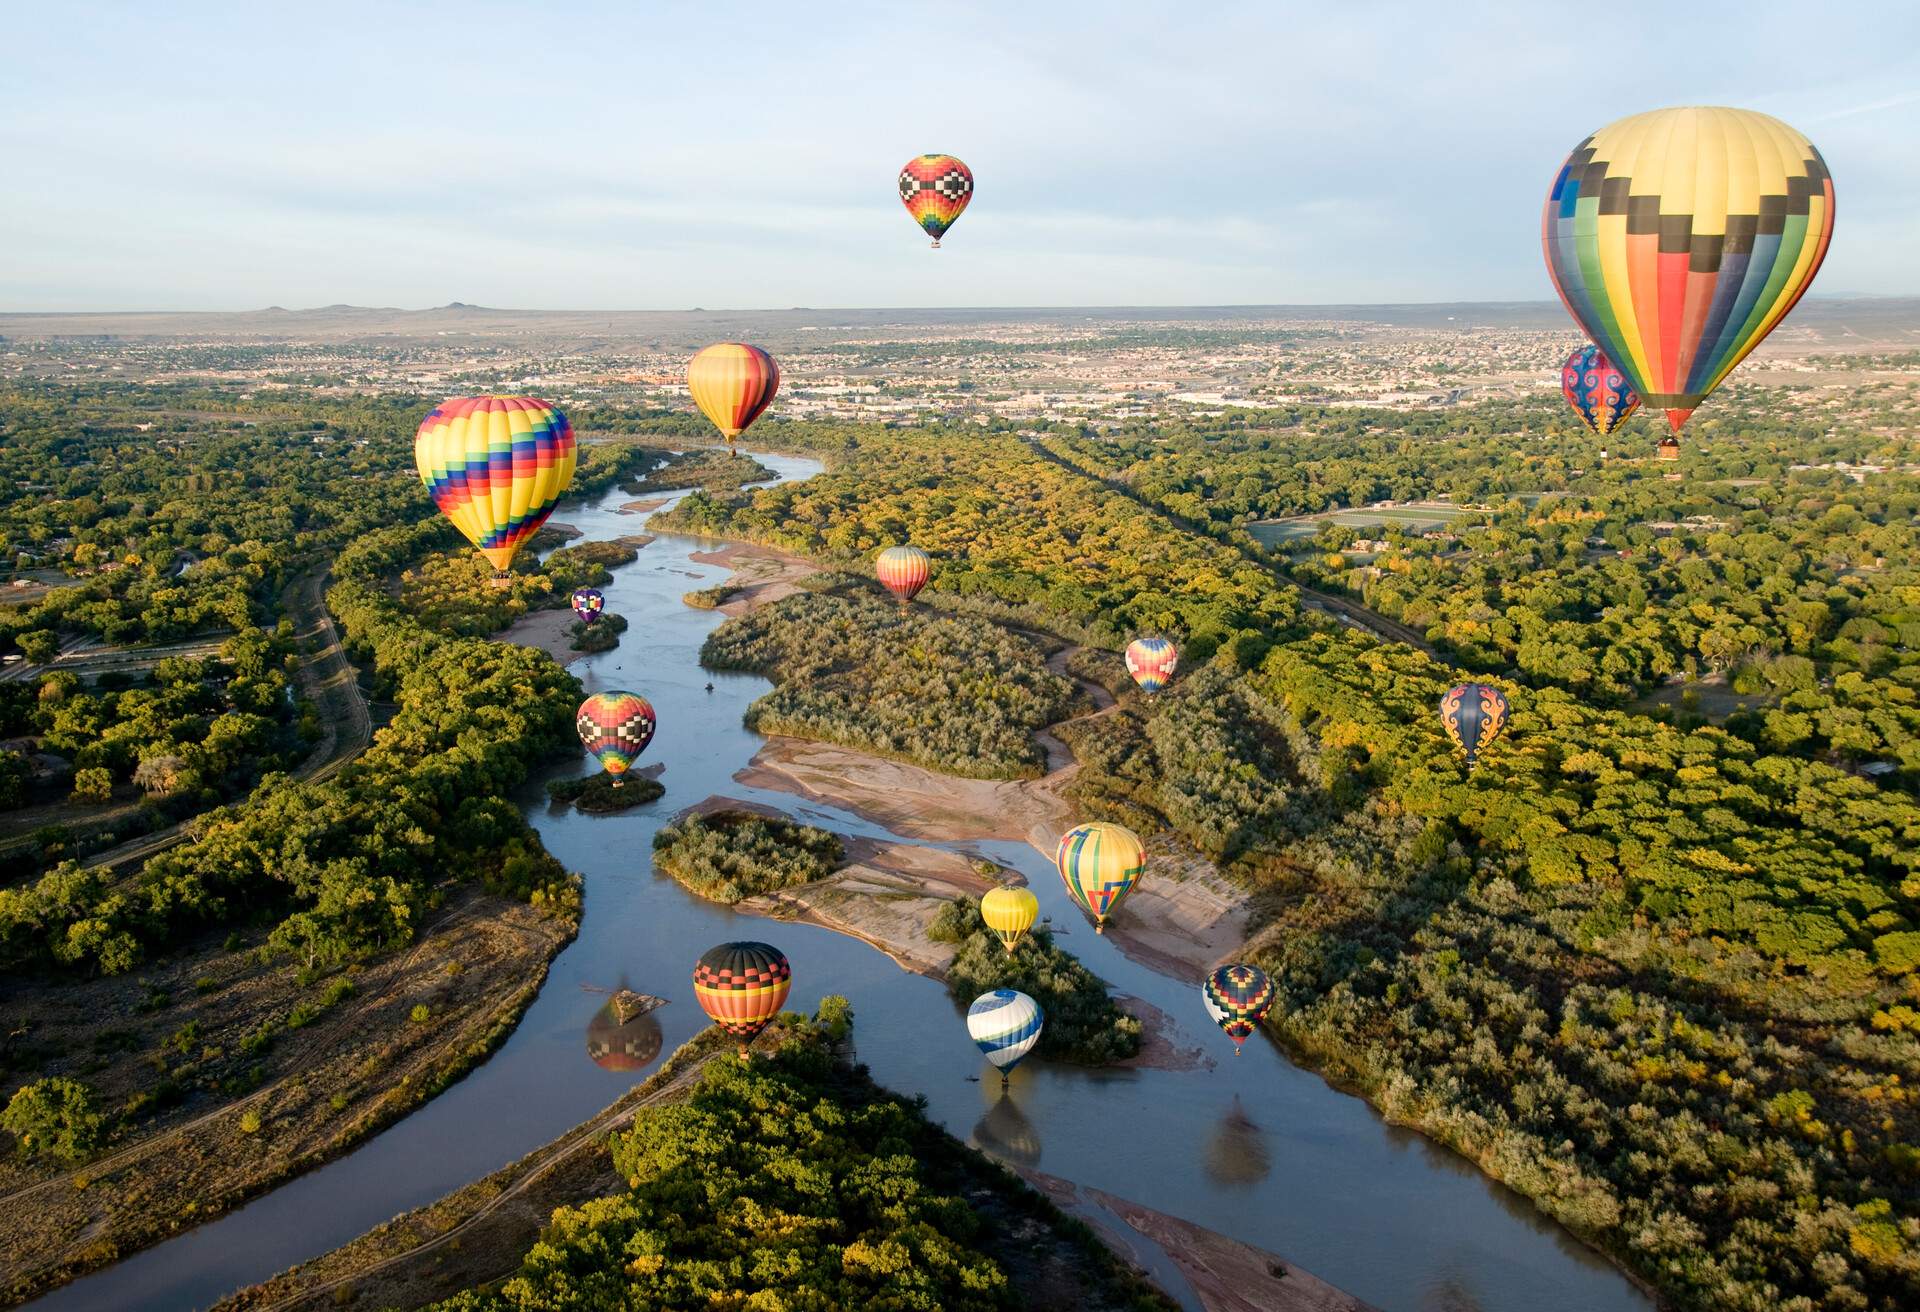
[2,1077,104,1164]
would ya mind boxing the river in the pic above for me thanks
[30,454,1652,1312]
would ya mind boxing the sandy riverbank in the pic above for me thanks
[618,497,668,514]
[495,607,584,666]
[692,540,1256,986]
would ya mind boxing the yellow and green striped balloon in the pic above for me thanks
[1055,821,1145,934]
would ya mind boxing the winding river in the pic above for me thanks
[32,456,1652,1312]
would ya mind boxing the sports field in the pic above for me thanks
[1247,503,1473,546]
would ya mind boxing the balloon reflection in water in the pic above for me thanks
[1202,1097,1272,1190]
[970,1086,1042,1169]
[585,987,665,1073]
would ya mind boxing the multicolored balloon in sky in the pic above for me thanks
[980,886,1039,957]
[1125,637,1179,694]
[1543,106,1834,433]
[1056,821,1145,934]
[967,988,1042,1086]
[576,691,656,780]
[1202,963,1276,1054]
[875,544,930,608]
[899,154,973,248]
[1560,344,1640,438]
[693,941,792,1061]
[1439,682,1509,771]
[571,587,604,626]
[687,343,779,452]
[414,396,577,575]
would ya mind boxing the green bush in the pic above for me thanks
[2,1076,104,1164]
[651,809,843,903]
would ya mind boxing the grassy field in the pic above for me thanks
[1245,503,1473,545]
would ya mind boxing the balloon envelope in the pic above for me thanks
[693,941,791,1057]
[980,886,1039,955]
[576,691,656,775]
[1543,106,1834,432]
[1056,821,1145,932]
[1439,683,1509,769]
[414,396,577,572]
[1125,637,1179,694]
[1202,963,1276,1048]
[1560,344,1640,438]
[571,587,604,625]
[688,343,779,447]
[900,154,973,245]
[875,545,930,605]
[967,988,1042,1076]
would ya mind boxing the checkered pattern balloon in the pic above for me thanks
[899,154,973,245]
[1202,963,1276,1051]
[576,691,656,775]
[693,941,792,1058]
[571,587,604,626]
[1544,107,1833,433]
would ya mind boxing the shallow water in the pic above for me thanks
[31,455,1651,1312]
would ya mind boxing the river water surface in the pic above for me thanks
[32,456,1652,1312]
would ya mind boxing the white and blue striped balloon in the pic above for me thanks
[967,989,1043,1078]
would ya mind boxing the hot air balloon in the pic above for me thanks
[875,545,930,609]
[980,886,1039,957]
[967,988,1042,1086]
[586,994,664,1073]
[693,941,791,1061]
[571,587,605,626]
[688,343,779,454]
[1056,821,1144,934]
[1125,637,1179,694]
[414,396,577,580]
[576,691,656,783]
[1560,344,1640,438]
[899,154,973,248]
[1543,106,1834,434]
[1201,963,1276,1054]
[1439,682,1509,770]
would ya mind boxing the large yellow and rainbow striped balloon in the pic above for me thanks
[1543,107,1834,434]
[687,343,779,452]
[1056,821,1145,934]
[414,396,577,573]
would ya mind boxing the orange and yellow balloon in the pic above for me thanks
[1543,106,1834,433]
[414,396,576,574]
[688,343,779,452]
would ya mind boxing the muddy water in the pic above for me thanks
[32,455,1651,1312]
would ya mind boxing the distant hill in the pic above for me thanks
[3,297,1916,347]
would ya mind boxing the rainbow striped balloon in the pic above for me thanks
[875,544,930,607]
[414,396,577,573]
[576,691,656,776]
[688,343,779,450]
[693,941,791,1061]
[1056,821,1145,933]
[1543,106,1834,433]
[899,154,973,247]
[1125,636,1179,694]
[967,988,1042,1084]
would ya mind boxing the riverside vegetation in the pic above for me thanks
[650,410,1920,1311]
[701,583,1081,779]
[651,808,844,902]
[428,1000,1175,1312]
[930,897,1143,1066]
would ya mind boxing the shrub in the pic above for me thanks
[2,1077,104,1164]
[652,809,843,903]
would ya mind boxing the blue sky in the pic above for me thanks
[4,1,1917,310]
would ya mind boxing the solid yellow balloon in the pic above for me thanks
[980,886,1039,956]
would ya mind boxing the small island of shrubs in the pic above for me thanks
[651,808,844,902]
[930,896,1142,1065]
[546,772,664,812]
[569,611,628,653]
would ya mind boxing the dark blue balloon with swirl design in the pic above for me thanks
[1560,343,1640,438]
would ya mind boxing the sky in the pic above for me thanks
[4,1,1918,311]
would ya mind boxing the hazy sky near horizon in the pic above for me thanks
[5,1,1918,311]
